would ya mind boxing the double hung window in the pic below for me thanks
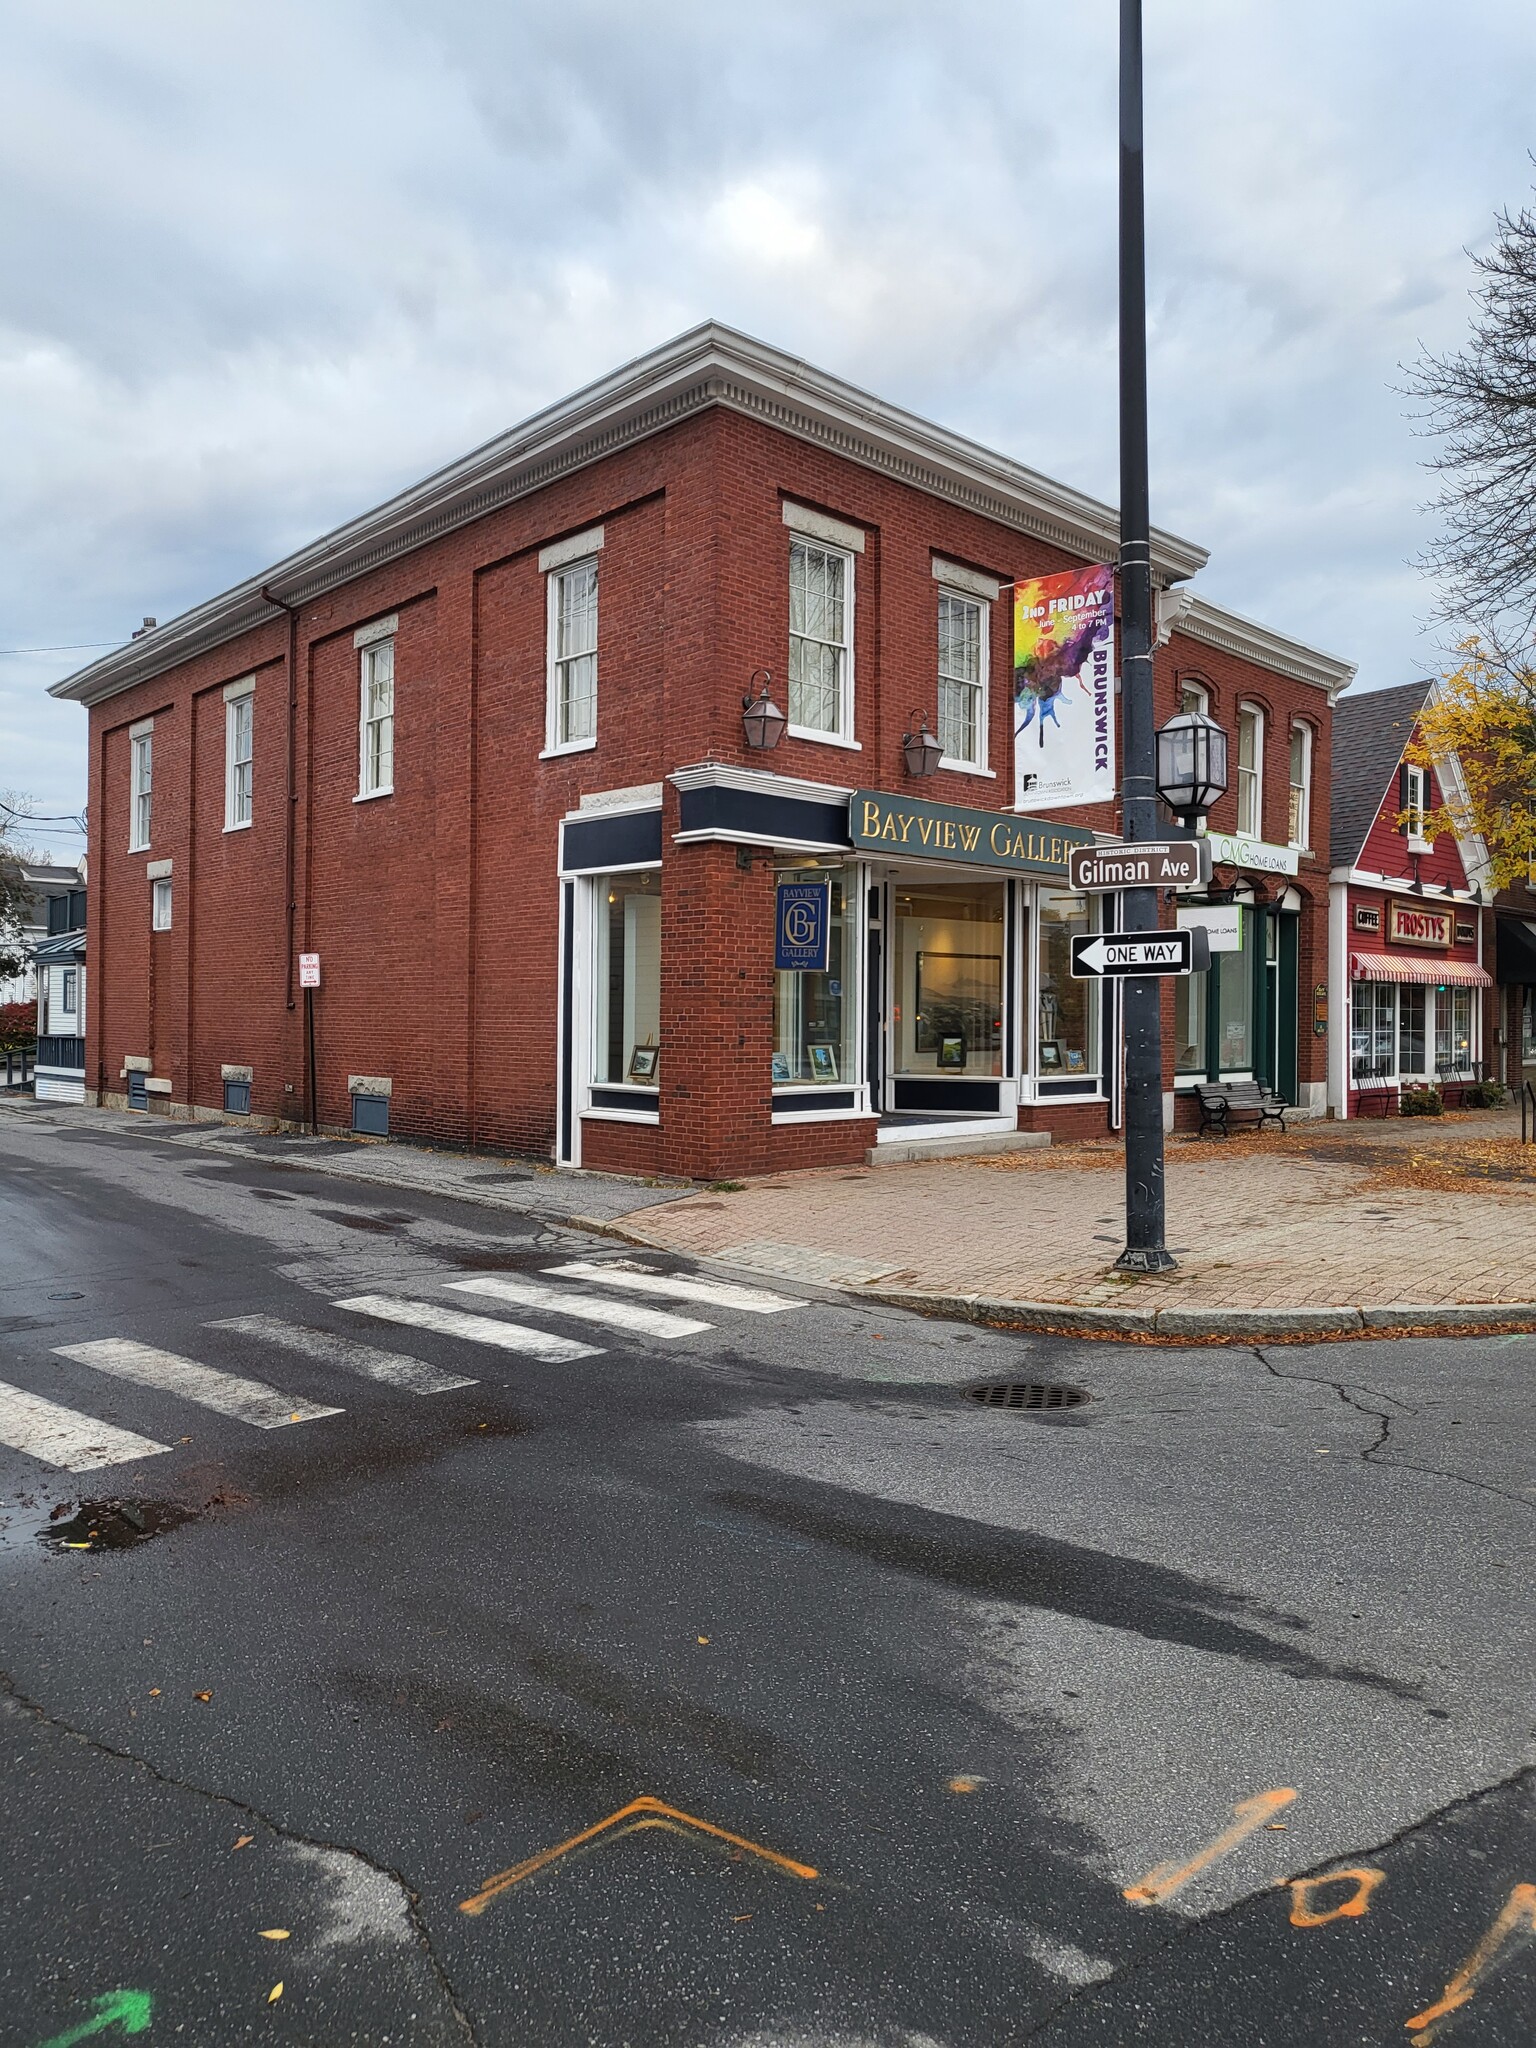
[1403,764,1431,849]
[548,560,598,750]
[1236,705,1263,837]
[151,877,172,931]
[1351,982,1395,1069]
[129,731,153,850]
[937,591,987,768]
[225,682,254,829]
[1179,679,1210,716]
[359,639,395,797]
[788,537,852,738]
[1288,723,1311,849]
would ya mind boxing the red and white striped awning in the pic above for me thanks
[1351,951,1492,987]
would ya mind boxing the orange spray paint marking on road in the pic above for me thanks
[1124,1789,1297,1907]
[1406,1882,1536,2044]
[458,1795,819,1917]
[1288,1866,1385,1927]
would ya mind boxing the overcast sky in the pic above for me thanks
[4,0,1533,863]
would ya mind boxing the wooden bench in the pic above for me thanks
[1194,1080,1291,1138]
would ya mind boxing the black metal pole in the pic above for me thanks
[1115,0,1174,1271]
[305,985,319,1137]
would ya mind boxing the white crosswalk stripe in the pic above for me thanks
[334,1295,603,1362]
[447,1273,710,1339]
[541,1259,796,1314]
[209,1315,478,1396]
[0,1378,172,1472]
[53,1339,343,1429]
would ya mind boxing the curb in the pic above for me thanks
[570,1215,1536,1345]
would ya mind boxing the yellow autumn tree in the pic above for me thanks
[1408,641,1536,889]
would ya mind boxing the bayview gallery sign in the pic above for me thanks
[850,791,1095,876]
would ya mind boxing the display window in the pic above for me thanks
[593,871,661,1088]
[891,880,1005,1077]
[1036,887,1098,1083]
[773,868,854,1087]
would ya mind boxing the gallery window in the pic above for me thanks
[890,879,1004,1077]
[593,871,660,1088]
[788,536,853,740]
[773,869,854,1087]
[1036,887,1098,1083]
[936,591,987,768]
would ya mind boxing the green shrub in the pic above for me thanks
[1400,1084,1444,1117]
[1464,1080,1507,1108]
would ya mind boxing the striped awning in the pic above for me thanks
[1351,951,1492,988]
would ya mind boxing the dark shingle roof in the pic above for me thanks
[1329,680,1434,868]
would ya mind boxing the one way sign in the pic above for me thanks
[1069,928,1209,979]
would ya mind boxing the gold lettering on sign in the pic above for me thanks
[861,799,881,837]
[990,821,1010,856]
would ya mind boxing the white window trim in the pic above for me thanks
[1288,719,1312,850]
[787,533,858,748]
[353,614,398,650]
[782,502,865,554]
[539,525,605,574]
[543,556,600,758]
[1236,702,1265,839]
[224,681,254,833]
[936,583,991,775]
[357,637,395,799]
[1404,763,1433,853]
[151,876,172,931]
[128,727,153,852]
[585,868,662,1103]
[1179,680,1210,716]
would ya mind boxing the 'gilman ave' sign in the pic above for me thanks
[850,791,1095,877]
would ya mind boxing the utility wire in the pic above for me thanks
[0,640,127,655]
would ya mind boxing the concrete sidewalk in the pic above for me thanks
[595,1109,1536,1340]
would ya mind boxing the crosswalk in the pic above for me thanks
[0,1259,802,1476]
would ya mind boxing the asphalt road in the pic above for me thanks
[0,1100,1532,2048]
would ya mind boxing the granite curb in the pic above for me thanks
[567,1213,1536,1346]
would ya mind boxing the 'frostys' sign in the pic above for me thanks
[1013,564,1116,813]
[850,792,1094,876]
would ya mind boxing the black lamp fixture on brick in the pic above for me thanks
[741,668,787,750]
[901,709,943,778]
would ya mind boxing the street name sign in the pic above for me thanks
[1067,838,1211,891]
[1070,930,1204,979]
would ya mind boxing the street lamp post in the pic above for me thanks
[1114,0,1173,1272]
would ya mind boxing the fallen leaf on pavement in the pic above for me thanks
[194,1690,213,1702]
[268,1982,283,2004]
[259,1929,290,1941]
[696,1636,710,1645]
[232,1836,254,1851]
[149,1688,161,1696]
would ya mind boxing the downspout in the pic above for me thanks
[261,586,300,1013]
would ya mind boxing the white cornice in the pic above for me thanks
[54,323,1221,710]
[669,761,854,804]
[1177,597,1356,698]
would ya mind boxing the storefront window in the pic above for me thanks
[773,869,854,1086]
[1523,987,1535,1061]
[891,880,1004,1076]
[1352,982,1395,1069]
[593,871,661,1087]
[1398,985,1426,1075]
[1442,987,1473,1067]
[1037,888,1098,1083]
[1174,969,1207,1074]
[1217,946,1252,1072]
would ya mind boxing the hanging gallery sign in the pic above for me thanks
[774,878,832,971]
[1012,563,1116,813]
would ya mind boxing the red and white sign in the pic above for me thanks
[1388,902,1451,950]
[298,953,321,988]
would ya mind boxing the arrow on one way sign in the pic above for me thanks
[1070,929,1205,978]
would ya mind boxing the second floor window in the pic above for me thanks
[937,591,987,767]
[1288,722,1311,848]
[151,876,172,930]
[360,639,395,797]
[130,731,153,850]
[1179,679,1209,715]
[1236,704,1263,837]
[1403,763,1431,847]
[788,536,852,738]
[226,689,254,829]
[549,559,598,748]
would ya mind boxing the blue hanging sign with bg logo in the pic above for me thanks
[775,878,831,972]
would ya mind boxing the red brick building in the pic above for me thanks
[53,325,1352,1177]
[1327,680,1495,1115]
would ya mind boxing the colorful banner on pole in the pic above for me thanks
[1013,564,1116,813]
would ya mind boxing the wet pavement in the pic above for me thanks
[0,1099,1532,2046]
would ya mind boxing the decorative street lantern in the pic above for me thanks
[741,668,787,751]
[901,709,944,779]
[1155,709,1228,829]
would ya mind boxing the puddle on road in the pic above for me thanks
[39,1497,203,1552]
[312,1209,419,1234]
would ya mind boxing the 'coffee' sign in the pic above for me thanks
[1388,901,1452,949]
[850,791,1094,876]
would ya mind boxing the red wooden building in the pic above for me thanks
[52,325,1352,1177]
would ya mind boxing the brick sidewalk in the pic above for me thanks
[606,1110,1536,1312]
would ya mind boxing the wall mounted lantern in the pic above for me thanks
[1155,710,1228,829]
[741,668,787,751]
[901,709,944,779]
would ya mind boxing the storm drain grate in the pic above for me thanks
[964,1380,1092,1412]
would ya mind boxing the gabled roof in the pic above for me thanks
[1329,679,1434,868]
[51,322,1354,711]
